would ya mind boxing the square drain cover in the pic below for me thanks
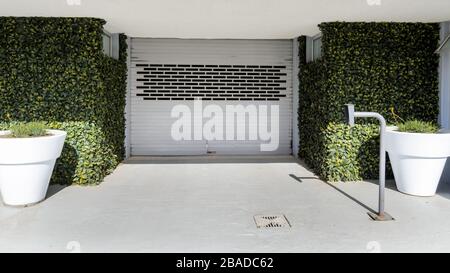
[254,215,291,228]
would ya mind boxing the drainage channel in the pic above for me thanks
[254,215,291,228]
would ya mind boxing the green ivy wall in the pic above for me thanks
[0,17,127,185]
[298,22,440,181]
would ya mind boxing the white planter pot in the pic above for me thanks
[385,128,450,197]
[0,130,66,206]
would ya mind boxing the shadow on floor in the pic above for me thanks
[124,155,300,165]
[0,184,68,209]
[437,182,450,200]
[46,184,68,199]
[366,177,450,200]
[364,179,398,191]
[438,160,450,199]
[289,174,377,214]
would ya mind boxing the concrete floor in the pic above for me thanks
[1,156,450,253]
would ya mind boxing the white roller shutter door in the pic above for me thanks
[130,38,293,155]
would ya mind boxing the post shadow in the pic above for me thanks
[289,174,378,215]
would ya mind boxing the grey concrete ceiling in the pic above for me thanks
[1,0,449,38]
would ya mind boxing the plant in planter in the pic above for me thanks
[0,122,66,206]
[385,117,450,197]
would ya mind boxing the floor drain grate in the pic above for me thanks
[254,215,291,228]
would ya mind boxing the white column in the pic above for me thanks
[292,38,300,157]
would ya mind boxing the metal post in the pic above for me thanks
[344,105,394,221]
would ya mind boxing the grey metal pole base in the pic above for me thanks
[368,212,395,221]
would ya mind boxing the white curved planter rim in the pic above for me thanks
[386,127,450,158]
[0,130,67,164]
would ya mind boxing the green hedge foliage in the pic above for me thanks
[298,22,440,182]
[0,17,127,185]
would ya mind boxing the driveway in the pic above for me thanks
[1,156,450,253]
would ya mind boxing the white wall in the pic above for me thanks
[439,22,450,185]
[439,21,450,129]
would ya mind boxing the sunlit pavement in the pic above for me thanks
[1,156,450,253]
